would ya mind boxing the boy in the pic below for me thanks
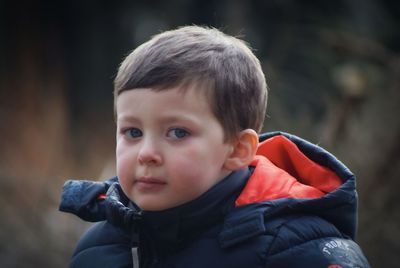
[60,26,370,267]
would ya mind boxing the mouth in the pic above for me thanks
[134,177,166,191]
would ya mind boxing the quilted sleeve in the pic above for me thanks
[70,221,134,268]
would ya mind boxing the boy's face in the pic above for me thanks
[115,86,234,211]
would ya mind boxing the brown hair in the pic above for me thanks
[114,25,268,141]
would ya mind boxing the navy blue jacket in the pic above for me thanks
[60,132,370,267]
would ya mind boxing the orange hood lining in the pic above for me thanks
[235,135,342,206]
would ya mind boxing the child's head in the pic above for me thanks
[114,25,268,141]
[114,26,268,211]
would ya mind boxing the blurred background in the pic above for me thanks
[1,0,399,267]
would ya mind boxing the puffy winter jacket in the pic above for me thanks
[60,132,370,267]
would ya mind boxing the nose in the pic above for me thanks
[137,137,162,165]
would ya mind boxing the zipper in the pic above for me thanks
[132,247,139,268]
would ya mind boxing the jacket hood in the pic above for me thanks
[237,132,343,205]
[229,132,358,240]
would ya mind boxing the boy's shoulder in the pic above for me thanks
[220,206,370,267]
[220,206,341,249]
[70,221,134,268]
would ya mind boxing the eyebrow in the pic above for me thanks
[117,113,202,126]
[116,114,140,124]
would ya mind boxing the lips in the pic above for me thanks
[134,177,166,191]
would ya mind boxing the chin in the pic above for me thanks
[135,201,169,211]
[141,205,168,212]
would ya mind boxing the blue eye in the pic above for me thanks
[126,128,142,138]
[167,128,189,139]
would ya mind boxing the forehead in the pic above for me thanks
[115,85,214,118]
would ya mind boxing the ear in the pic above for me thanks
[223,129,259,171]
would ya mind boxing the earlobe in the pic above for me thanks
[224,129,259,171]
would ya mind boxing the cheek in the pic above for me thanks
[168,151,203,180]
[167,149,224,187]
[116,154,136,198]
[116,150,135,181]
[169,163,210,198]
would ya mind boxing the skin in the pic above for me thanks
[115,85,258,211]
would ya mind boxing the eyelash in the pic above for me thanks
[167,128,190,139]
[123,128,142,138]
